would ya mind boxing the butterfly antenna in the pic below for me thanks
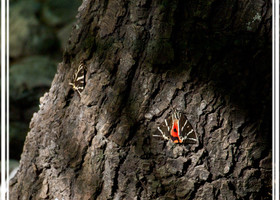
[170,104,179,116]
[170,104,175,113]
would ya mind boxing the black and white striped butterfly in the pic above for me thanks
[69,62,86,96]
[154,111,198,144]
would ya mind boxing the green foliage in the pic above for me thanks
[42,0,81,27]
[10,56,57,100]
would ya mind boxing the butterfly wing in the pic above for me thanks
[74,64,86,94]
[70,62,86,96]
[156,115,173,141]
[155,112,198,144]
[179,114,198,144]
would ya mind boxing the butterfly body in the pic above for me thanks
[69,62,86,96]
[156,112,198,144]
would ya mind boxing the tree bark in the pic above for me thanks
[10,0,272,199]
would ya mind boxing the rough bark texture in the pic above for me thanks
[10,0,272,199]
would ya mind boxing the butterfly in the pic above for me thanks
[69,62,87,96]
[154,111,198,144]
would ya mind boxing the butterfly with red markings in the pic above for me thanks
[154,111,198,144]
[69,62,87,96]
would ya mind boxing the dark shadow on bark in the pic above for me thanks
[152,0,271,141]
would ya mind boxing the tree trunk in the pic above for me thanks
[10,0,272,199]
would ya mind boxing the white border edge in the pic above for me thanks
[1,0,7,199]
[6,0,10,198]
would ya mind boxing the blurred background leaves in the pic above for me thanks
[9,0,81,161]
